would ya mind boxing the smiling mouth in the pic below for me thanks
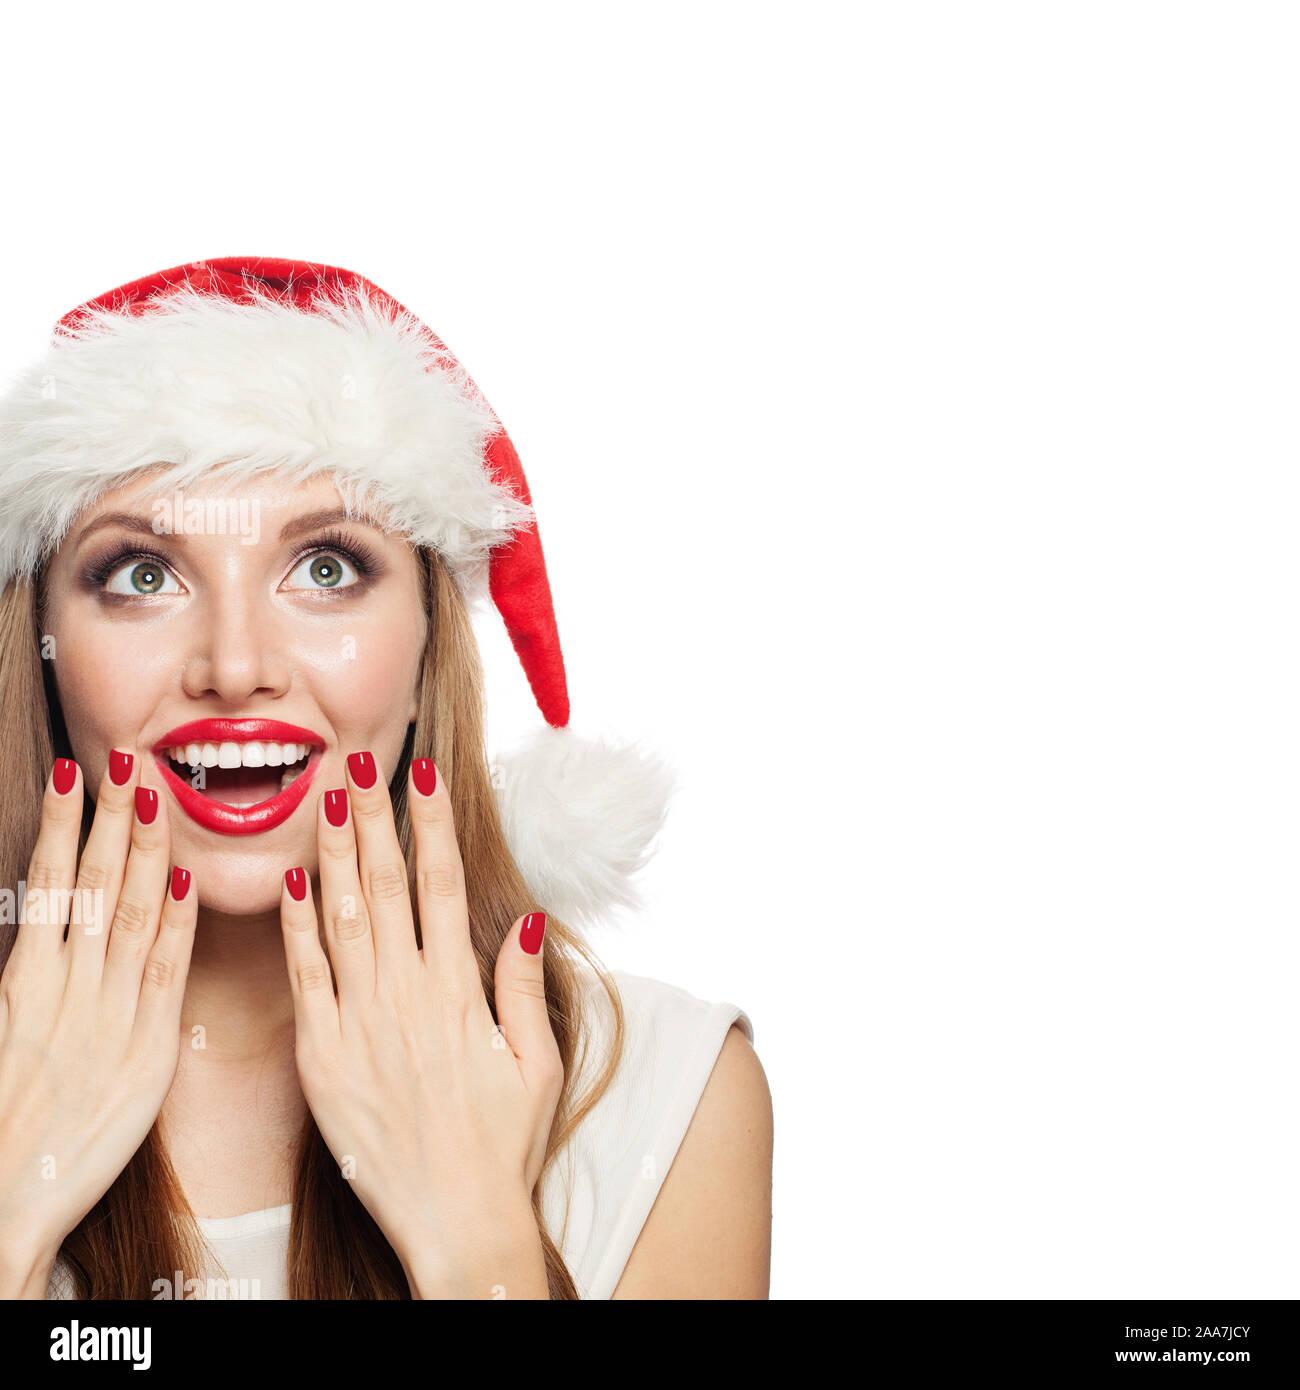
[161,740,316,807]
[151,721,326,835]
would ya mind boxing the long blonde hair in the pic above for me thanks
[0,544,624,1298]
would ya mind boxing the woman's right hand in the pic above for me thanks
[0,750,197,1297]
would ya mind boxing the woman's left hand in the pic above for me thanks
[279,751,562,1300]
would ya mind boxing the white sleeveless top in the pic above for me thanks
[46,969,753,1301]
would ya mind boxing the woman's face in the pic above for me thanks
[40,468,428,914]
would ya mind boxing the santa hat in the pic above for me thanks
[0,256,673,929]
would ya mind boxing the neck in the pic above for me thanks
[162,906,311,1217]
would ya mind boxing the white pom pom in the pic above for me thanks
[491,726,675,930]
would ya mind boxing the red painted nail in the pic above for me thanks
[285,868,308,902]
[109,749,133,786]
[52,759,77,796]
[347,751,377,789]
[520,911,547,955]
[412,759,437,797]
[324,789,349,827]
[134,787,158,825]
[170,866,191,901]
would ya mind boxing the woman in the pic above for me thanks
[0,258,772,1299]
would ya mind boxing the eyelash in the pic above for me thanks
[287,527,382,581]
[82,528,382,591]
[82,545,168,588]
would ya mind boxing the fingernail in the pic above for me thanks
[521,911,547,955]
[411,759,437,797]
[109,749,133,785]
[135,787,158,825]
[285,868,308,902]
[52,759,77,796]
[170,866,191,901]
[324,789,349,827]
[347,751,377,789]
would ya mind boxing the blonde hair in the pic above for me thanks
[0,545,624,1298]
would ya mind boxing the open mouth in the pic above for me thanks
[151,720,326,836]
[161,739,316,807]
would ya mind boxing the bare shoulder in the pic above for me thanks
[611,1022,773,1299]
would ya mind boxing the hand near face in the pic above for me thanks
[0,752,197,1295]
[279,753,562,1300]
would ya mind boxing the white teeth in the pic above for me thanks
[167,740,314,769]
[280,764,304,791]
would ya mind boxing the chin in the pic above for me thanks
[190,868,303,920]
[167,824,319,918]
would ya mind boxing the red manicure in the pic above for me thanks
[412,759,437,797]
[520,912,547,955]
[347,751,377,789]
[324,789,349,827]
[170,866,191,902]
[109,749,133,785]
[285,868,308,902]
[52,759,77,796]
[135,787,158,825]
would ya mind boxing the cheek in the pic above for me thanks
[294,620,424,742]
[48,609,175,777]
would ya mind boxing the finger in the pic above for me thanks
[131,863,198,1040]
[492,912,562,1097]
[408,759,480,999]
[280,866,339,1051]
[66,748,140,990]
[315,784,376,1007]
[101,784,173,1010]
[343,750,418,981]
[10,758,83,976]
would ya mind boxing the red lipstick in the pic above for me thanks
[152,719,324,836]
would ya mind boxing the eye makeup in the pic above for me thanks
[283,526,384,584]
[80,540,180,591]
[75,522,388,598]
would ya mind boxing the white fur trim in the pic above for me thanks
[0,281,534,596]
[492,727,675,930]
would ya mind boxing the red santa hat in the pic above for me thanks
[0,255,672,929]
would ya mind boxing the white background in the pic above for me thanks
[2,3,1295,1299]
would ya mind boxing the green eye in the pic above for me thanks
[285,550,359,591]
[104,560,181,596]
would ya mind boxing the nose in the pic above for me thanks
[179,583,292,703]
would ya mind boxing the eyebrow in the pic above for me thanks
[75,505,389,549]
[75,512,162,547]
[276,507,388,543]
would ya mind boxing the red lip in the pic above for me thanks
[152,719,325,837]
